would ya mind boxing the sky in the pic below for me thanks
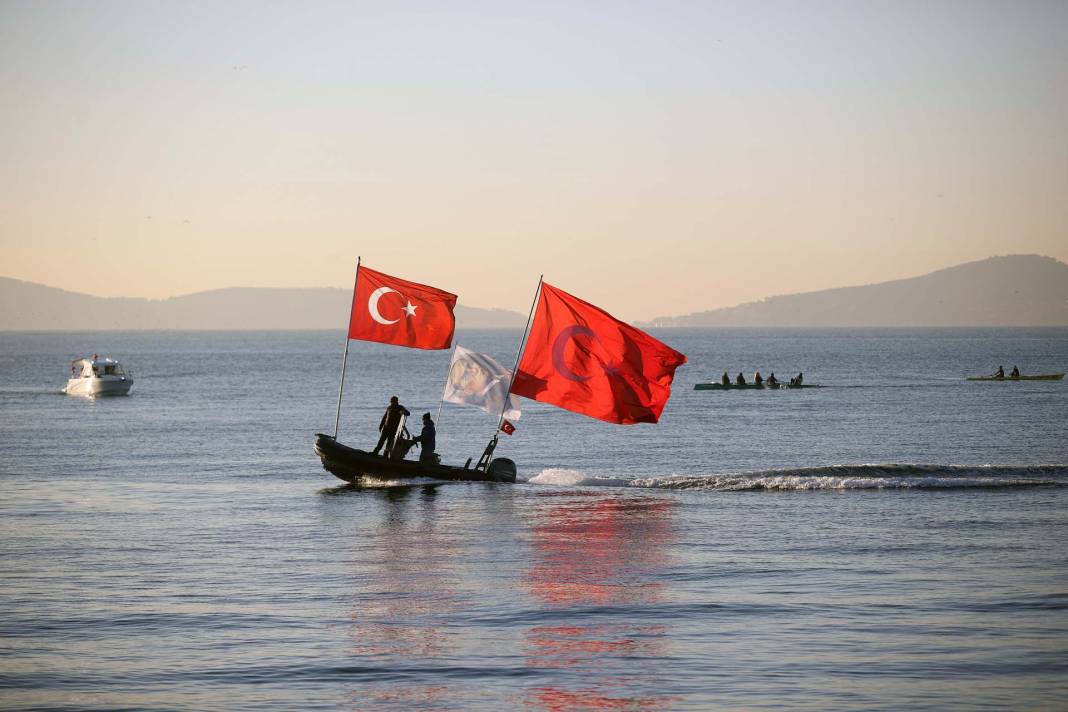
[1,0,1066,321]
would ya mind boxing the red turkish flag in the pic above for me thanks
[347,266,457,350]
[500,420,516,435]
[510,283,687,425]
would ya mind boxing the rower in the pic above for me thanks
[795,372,803,386]
[721,371,730,386]
[995,365,1005,378]
[767,372,778,387]
[736,372,746,385]
[1010,365,1020,378]
[754,371,763,386]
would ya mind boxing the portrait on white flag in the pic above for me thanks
[443,345,522,421]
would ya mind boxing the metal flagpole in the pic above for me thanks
[496,274,543,433]
[476,275,542,472]
[333,257,361,439]
[434,346,454,428]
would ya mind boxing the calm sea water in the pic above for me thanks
[2,328,1067,711]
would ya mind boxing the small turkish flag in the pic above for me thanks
[347,265,457,350]
[500,420,516,435]
[510,282,686,424]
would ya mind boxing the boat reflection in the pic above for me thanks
[523,494,680,710]
[341,485,457,707]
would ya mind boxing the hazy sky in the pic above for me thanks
[2,0,1066,320]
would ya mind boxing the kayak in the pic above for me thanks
[694,382,822,390]
[965,373,1064,382]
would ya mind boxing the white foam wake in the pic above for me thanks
[523,468,630,487]
[523,464,1068,491]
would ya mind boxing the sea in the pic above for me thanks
[1,328,1067,711]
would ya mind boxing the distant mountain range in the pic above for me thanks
[643,255,1068,327]
[0,281,526,330]
[2,254,1066,330]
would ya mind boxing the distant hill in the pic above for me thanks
[644,255,1068,327]
[0,281,526,330]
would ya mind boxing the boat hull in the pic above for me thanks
[965,374,1064,382]
[694,382,820,390]
[64,377,133,396]
[313,434,516,484]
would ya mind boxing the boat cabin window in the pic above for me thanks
[79,360,124,377]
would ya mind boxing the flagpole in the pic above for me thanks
[333,257,361,439]
[435,346,453,428]
[496,274,543,433]
[474,275,542,472]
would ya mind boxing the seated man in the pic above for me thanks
[995,365,1005,378]
[1010,365,1020,378]
[767,372,778,387]
[721,371,730,386]
[754,371,763,386]
[736,372,746,385]
[411,412,437,463]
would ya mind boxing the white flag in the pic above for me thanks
[443,345,522,420]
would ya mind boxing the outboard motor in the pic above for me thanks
[487,457,517,483]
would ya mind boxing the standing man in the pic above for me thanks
[372,395,410,457]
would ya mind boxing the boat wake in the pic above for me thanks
[525,464,1068,491]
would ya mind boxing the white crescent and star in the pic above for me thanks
[368,287,417,325]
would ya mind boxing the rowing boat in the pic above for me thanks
[965,373,1064,382]
[695,382,765,390]
[693,382,822,390]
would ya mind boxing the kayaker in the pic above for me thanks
[767,373,778,387]
[736,372,746,385]
[995,365,1005,378]
[754,371,763,386]
[721,372,730,386]
[1010,365,1020,378]
[372,395,410,457]
[795,372,804,386]
[411,412,437,463]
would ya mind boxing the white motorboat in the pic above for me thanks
[64,354,133,396]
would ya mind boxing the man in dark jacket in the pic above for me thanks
[411,413,437,462]
[372,395,410,456]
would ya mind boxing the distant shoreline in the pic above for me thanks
[5,325,1067,333]
[4,255,1067,329]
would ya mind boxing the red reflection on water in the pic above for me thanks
[348,684,451,709]
[526,497,673,606]
[530,685,675,711]
[527,623,668,669]
[523,495,678,711]
[343,487,457,706]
